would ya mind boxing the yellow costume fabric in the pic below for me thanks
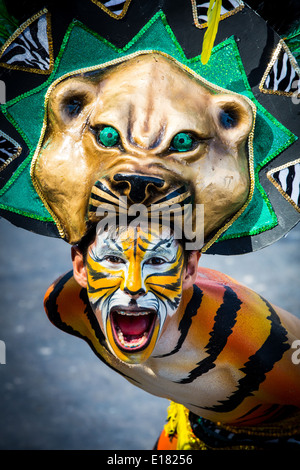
[157,402,300,450]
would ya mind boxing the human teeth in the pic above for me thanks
[116,328,147,348]
[117,310,150,316]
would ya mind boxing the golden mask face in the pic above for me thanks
[34,52,254,244]
[85,225,184,364]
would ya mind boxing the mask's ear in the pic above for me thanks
[182,251,200,289]
[211,93,253,146]
[71,246,88,288]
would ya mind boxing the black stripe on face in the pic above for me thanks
[202,297,290,413]
[154,284,203,358]
[150,286,182,310]
[86,258,111,280]
[177,285,241,384]
[85,258,118,296]
[146,262,183,292]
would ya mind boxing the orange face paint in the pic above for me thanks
[86,225,184,363]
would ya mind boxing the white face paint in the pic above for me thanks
[85,226,185,363]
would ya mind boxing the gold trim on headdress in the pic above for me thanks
[0,130,22,173]
[90,0,133,20]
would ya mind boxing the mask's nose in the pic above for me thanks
[113,174,165,204]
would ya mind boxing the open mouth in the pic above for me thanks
[110,307,157,352]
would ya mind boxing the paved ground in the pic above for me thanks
[0,218,299,450]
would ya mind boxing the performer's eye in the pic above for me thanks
[97,126,120,148]
[103,255,125,264]
[145,257,166,266]
[171,132,195,152]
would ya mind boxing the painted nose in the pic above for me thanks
[123,286,146,297]
[113,174,165,204]
[122,260,147,298]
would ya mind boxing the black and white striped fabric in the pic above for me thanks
[101,0,128,16]
[0,12,51,72]
[194,0,243,25]
[272,163,300,210]
[0,131,21,171]
[263,43,300,95]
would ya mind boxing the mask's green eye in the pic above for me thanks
[171,132,194,152]
[98,126,120,147]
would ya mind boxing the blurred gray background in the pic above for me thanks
[0,218,299,450]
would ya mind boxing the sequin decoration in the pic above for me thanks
[0,11,296,244]
[90,0,133,19]
[0,130,22,172]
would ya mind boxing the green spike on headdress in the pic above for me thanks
[0,0,18,45]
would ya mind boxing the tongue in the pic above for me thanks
[115,313,150,336]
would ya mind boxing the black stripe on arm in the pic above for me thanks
[202,297,290,413]
[177,285,241,383]
[154,284,203,358]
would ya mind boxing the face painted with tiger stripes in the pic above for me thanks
[85,225,185,363]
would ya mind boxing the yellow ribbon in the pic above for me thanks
[201,0,222,65]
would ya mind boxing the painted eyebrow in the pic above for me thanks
[151,236,176,252]
[103,237,123,251]
[142,240,178,261]
[91,238,124,259]
[144,247,176,259]
[138,234,175,249]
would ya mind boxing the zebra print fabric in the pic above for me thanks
[0,11,52,73]
[0,131,21,171]
[271,163,300,210]
[91,0,132,18]
[102,0,127,16]
[193,0,244,26]
[261,42,300,96]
